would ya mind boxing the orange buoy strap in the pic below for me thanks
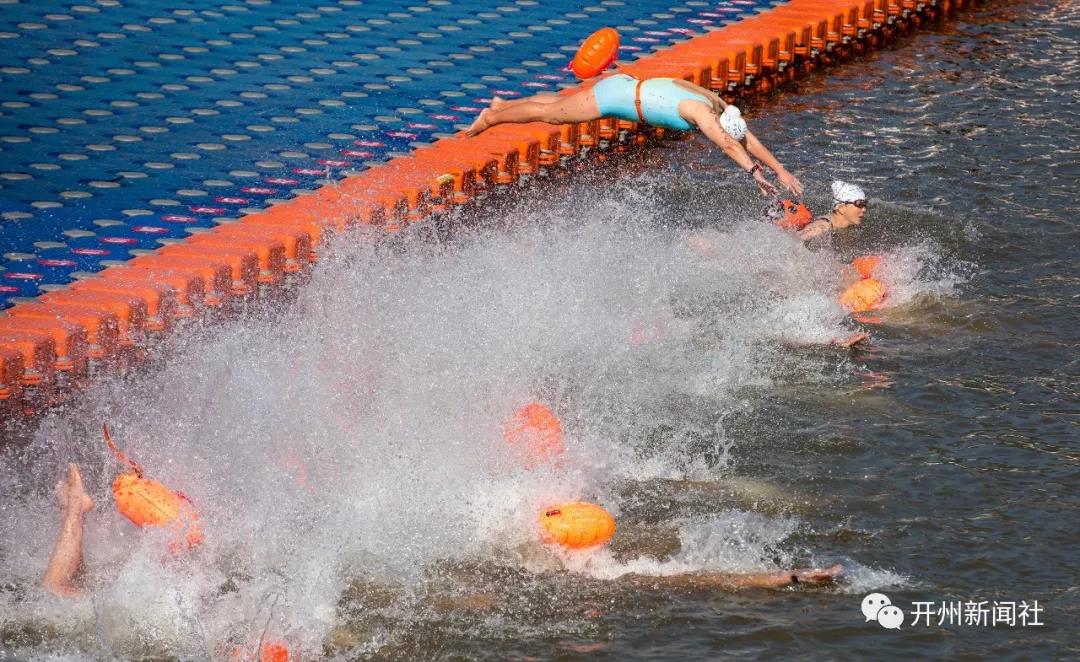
[103,423,144,477]
[633,78,646,123]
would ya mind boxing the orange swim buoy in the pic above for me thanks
[104,424,203,552]
[503,402,565,468]
[774,199,813,231]
[231,641,291,662]
[839,278,886,313]
[852,255,882,279]
[570,27,620,80]
[539,501,616,549]
[260,642,290,662]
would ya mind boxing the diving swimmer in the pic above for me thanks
[466,74,803,198]
[798,180,868,250]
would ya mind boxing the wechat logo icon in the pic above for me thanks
[862,593,904,629]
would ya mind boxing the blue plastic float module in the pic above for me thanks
[0,0,782,306]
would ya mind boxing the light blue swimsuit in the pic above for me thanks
[592,73,713,131]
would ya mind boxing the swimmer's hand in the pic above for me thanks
[57,464,94,518]
[776,168,803,197]
[752,169,779,197]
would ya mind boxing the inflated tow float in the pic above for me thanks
[570,28,620,79]
[839,276,886,313]
[539,501,616,549]
[773,199,814,231]
[852,255,881,280]
[104,424,203,553]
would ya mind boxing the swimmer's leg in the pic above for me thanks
[42,464,94,597]
[499,94,562,106]
[467,89,601,136]
[467,94,562,132]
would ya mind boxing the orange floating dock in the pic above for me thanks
[0,0,975,418]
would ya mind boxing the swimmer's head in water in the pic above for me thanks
[720,105,747,141]
[832,180,867,208]
[831,180,868,226]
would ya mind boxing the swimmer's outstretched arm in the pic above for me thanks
[625,564,842,591]
[690,109,779,197]
[42,464,94,597]
[744,130,803,197]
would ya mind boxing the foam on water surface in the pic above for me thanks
[0,183,949,657]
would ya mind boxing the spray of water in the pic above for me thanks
[0,186,944,657]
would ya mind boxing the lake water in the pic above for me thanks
[1,1,1077,658]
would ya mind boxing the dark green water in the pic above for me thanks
[600,1,1079,657]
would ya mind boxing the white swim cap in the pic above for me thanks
[720,105,747,141]
[831,180,867,207]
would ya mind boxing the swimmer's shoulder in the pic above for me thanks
[798,218,832,240]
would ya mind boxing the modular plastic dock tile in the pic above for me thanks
[0,0,973,412]
[6,0,734,263]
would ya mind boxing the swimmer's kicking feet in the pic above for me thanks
[466,75,802,198]
[42,464,94,597]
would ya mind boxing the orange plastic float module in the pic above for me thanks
[0,1,976,418]
[503,402,565,467]
[540,501,616,549]
[570,27,620,79]
[104,424,204,552]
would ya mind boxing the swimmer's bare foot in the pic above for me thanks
[792,563,843,586]
[57,463,94,517]
[465,109,491,136]
[465,97,505,136]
